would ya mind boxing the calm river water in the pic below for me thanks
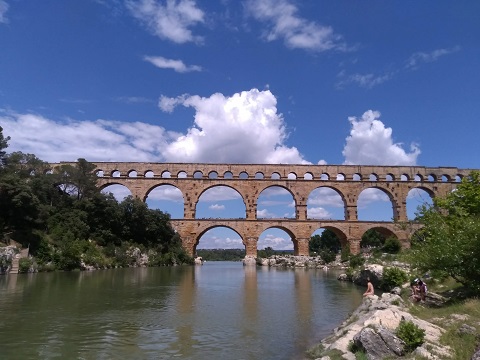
[0,262,363,360]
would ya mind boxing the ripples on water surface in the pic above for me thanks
[0,262,363,359]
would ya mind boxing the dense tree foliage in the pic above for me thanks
[0,128,192,270]
[410,171,480,293]
[360,229,385,248]
[309,230,341,263]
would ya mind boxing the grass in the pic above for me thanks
[406,285,480,360]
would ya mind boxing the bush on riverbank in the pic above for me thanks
[0,128,193,272]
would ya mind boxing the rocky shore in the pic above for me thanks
[308,263,480,360]
[312,292,457,359]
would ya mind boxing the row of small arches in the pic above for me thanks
[96,169,463,183]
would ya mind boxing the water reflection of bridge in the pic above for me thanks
[52,162,474,257]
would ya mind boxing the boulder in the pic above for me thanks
[472,348,480,360]
[424,292,448,308]
[456,324,476,336]
[352,264,384,288]
[353,327,403,359]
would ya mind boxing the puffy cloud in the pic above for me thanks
[199,187,242,202]
[126,0,205,44]
[0,1,8,24]
[257,233,293,250]
[245,0,346,52]
[307,207,332,219]
[1,89,310,165]
[342,110,420,166]
[0,110,175,162]
[209,204,225,210]
[406,46,460,70]
[144,55,202,73]
[159,89,309,164]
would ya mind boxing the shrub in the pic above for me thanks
[383,237,402,253]
[349,254,365,268]
[18,257,33,273]
[341,247,351,262]
[320,249,336,264]
[395,320,425,352]
[382,267,408,291]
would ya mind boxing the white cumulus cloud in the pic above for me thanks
[126,0,205,44]
[245,0,346,52]
[159,88,309,164]
[342,110,420,166]
[144,55,202,73]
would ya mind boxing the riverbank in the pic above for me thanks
[305,283,480,359]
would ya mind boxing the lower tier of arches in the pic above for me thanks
[170,219,422,257]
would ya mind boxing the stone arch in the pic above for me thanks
[144,170,154,178]
[161,170,171,178]
[145,183,185,219]
[194,225,245,254]
[357,186,396,221]
[239,171,249,179]
[128,169,137,177]
[255,172,264,179]
[195,185,246,219]
[306,186,346,220]
[303,172,313,180]
[406,186,434,220]
[360,226,398,247]
[258,226,298,254]
[100,183,133,202]
[310,226,348,252]
[256,185,296,219]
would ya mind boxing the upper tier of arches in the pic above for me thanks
[75,162,470,183]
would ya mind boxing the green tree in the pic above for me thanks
[0,126,10,168]
[360,229,385,248]
[310,230,341,254]
[410,171,480,293]
[53,159,98,200]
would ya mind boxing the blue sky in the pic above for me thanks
[1,1,479,249]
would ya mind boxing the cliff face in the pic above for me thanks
[315,293,453,359]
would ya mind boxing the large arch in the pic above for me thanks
[357,187,395,221]
[145,184,184,219]
[195,185,246,219]
[406,187,434,220]
[194,225,245,254]
[257,185,296,219]
[306,186,346,220]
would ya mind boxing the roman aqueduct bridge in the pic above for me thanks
[55,162,474,258]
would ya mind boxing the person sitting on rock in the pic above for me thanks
[416,280,427,302]
[363,277,374,297]
[410,278,419,296]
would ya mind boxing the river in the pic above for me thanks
[0,262,363,359]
